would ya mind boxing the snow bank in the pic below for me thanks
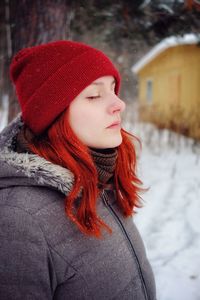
[126,121,200,300]
[0,95,9,132]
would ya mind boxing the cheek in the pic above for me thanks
[68,106,101,141]
[71,110,95,128]
[69,109,84,134]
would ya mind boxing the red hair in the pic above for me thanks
[28,111,143,238]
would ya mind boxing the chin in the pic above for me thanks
[87,134,123,149]
[90,141,122,149]
[105,137,122,148]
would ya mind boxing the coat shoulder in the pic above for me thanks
[0,184,65,215]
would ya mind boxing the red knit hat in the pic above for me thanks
[10,40,121,135]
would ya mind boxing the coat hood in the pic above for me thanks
[0,115,74,194]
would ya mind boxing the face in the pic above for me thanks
[67,75,126,149]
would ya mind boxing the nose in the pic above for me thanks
[107,94,126,115]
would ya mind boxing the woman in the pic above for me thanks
[0,40,156,299]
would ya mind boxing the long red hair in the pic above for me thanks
[28,111,143,238]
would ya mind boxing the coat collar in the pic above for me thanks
[0,114,74,195]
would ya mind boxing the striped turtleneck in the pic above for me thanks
[89,147,118,186]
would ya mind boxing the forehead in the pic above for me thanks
[89,75,116,88]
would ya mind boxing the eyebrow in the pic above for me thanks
[91,79,116,86]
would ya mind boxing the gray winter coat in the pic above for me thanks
[0,116,156,300]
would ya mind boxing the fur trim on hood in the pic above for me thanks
[0,114,74,195]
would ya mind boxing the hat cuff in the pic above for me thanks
[22,48,121,135]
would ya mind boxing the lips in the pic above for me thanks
[106,120,121,128]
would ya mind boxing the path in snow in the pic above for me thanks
[126,122,200,300]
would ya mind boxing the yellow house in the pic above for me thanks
[132,34,200,140]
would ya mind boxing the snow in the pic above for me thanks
[0,95,9,132]
[0,107,200,299]
[126,122,200,300]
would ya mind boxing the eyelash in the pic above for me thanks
[87,95,100,100]
[86,85,115,100]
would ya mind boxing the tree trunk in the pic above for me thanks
[5,0,72,121]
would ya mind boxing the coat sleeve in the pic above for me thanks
[0,205,56,300]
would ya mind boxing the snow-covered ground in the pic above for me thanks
[0,95,9,132]
[126,122,200,300]
[1,109,200,300]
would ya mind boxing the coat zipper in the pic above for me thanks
[102,190,149,300]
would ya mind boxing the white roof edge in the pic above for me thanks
[132,33,200,74]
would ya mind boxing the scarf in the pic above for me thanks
[89,148,117,186]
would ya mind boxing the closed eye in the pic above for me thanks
[87,95,100,100]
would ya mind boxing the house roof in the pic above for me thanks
[132,33,200,74]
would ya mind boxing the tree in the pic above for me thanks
[1,0,71,121]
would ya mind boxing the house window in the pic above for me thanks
[146,79,153,103]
